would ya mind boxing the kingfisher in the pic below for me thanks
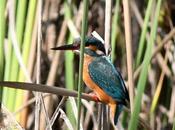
[51,36,129,125]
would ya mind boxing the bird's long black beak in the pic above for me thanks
[51,44,79,51]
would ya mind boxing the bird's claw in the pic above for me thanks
[89,93,100,102]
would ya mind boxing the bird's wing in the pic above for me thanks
[88,57,129,104]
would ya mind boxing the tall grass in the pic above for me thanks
[2,0,36,126]
[135,0,154,68]
[0,0,6,104]
[128,0,162,129]
[77,0,89,129]
[64,1,76,128]
[11,0,27,114]
[18,0,37,81]
[3,0,17,112]
[0,0,175,130]
[111,0,120,63]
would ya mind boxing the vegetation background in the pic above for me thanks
[0,0,175,130]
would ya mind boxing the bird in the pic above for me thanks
[51,36,129,125]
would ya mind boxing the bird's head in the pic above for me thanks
[51,36,106,56]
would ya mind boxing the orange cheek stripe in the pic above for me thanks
[88,45,97,51]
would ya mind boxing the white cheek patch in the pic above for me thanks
[96,50,104,55]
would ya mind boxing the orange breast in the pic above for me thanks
[83,55,116,104]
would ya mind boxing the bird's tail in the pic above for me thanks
[109,103,123,125]
[114,104,123,125]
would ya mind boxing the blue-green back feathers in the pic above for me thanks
[88,56,129,124]
[88,56,129,105]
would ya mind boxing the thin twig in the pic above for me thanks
[47,21,67,85]
[59,108,74,130]
[0,81,97,102]
[123,107,151,130]
[47,97,67,128]
[103,0,112,129]
[133,28,175,80]
[14,94,50,115]
[28,3,38,78]
[40,21,67,130]
[67,20,80,38]
[130,1,143,28]
[150,51,168,113]
[105,0,112,55]
[0,81,151,129]
[130,1,150,42]
[35,0,42,129]
[156,53,172,77]
[36,1,52,129]
[82,100,97,130]
[153,28,175,57]
[123,0,135,112]
[97,103,102,130]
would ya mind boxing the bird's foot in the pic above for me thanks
[89,93,100,102]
